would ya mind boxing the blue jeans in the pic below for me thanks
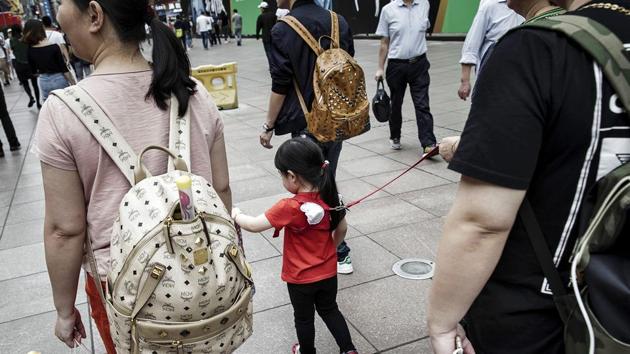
[200,31,209,49]
[39,73,69,102]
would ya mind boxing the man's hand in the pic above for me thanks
[259,131,273,149]
[430,324,475,354]
[439,136,461,162]
[55,307,86,348]
[375,69,384,81]
[458,80,471,100]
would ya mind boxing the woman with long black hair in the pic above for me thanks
[34,0,232,352]
[10,25,41,109]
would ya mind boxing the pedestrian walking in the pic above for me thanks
[24,19,75,102]
[220,10,231,42]
[233,138,358,354]
[428,0,629,353]
[211,11,222,45]
[10,25,41,109]
[458,0,522,100]
[232,9,243,46]
[0,83,20,157]
[375,0,437,154]
[173,15,190,49]
[35,0,233,352]
[256,1,277,65]
[260,0,356,274]
[196,11,212,50]
[0,34,12,85]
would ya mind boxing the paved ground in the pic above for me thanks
[0,38,469,353]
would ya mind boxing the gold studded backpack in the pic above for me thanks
[280,11,370,143]
[51,87,254,354]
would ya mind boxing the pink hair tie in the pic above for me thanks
[321,160,330,169]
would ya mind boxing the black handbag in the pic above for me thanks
[372,78,391,123]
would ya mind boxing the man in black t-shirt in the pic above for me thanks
[427,1,630,353]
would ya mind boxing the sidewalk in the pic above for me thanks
[0,38,468,353]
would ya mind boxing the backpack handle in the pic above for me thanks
[134,145,189,184]
[318,35,339,50]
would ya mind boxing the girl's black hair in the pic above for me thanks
[274,138,344,230]
[71,0,195,116]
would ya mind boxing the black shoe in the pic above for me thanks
[0,148,4,158]
[28,98,35,108]
[37,102,42,110]
[9,144,21,151]
[3,81,9,86]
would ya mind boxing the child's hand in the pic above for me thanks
[231,207,242,221]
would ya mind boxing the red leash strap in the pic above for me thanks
[341,145,440,210]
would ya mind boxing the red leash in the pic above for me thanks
[340,145,440,210]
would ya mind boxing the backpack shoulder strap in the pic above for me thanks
[330,11,340,45]
[522,15,630,117]
[50,87,140,186]
[279,15,323,55]
[167,97,191,171]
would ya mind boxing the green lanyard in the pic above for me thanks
[524,7,567,24]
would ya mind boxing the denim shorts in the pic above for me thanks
[39,72,69,102]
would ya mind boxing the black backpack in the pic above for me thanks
[372,78,391,123]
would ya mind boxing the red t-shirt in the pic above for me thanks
[265,192,337,284]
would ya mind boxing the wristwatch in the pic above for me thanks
[262,123,274,133]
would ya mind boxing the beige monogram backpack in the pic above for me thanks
[280,11,370,143]
[52,87,253,353]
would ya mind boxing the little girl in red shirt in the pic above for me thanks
[232,137,358,354]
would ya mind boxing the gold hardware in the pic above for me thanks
[151,266,164,279]
[198,266,208,275]
[195,237,203,247]
[160,330,168,337]
[180,254,188,263]
[229,246,238,258]
[193,248,209,265]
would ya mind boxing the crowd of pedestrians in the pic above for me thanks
[0,0,624,353]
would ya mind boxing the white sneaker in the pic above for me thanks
[390,138,401,150]
[337,256,354,274]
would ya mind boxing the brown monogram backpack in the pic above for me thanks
[280,11,370,143]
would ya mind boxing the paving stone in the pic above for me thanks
[0,189,12,207]
[0,242,46,281]
[5,199,45,225]
[367,219,443,259]
[337,235,400,290]
[235,304,376,354]
[0,218,44,250]
[0,206,8,226]
[229,162,273,183]
[231,175,290,204]
[248,256,290,313]
[381,338,432,353]
[341,155,407,178]
[338,143,377,162]
[0,302,106,354]
[361,168,451,195]
[345,196,434,235]
[338,177,391,203]
[241,229,281,263]
[0,271,87,323]
[16,171,43,189]
[398,183,458,217]
[10,184,45,205]
[337,275,430,351]
[234,192,291,217]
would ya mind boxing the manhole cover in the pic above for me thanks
[392,259,435,280]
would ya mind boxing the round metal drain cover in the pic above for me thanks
[392,259,435,280]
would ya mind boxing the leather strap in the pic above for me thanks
[292,78,311,118]
[330,11,339,45]
[85,235,107,307]
[131,263,166,354]
[168,97,191,171]
[519,199,568,297]
[51,87,142,186]
[279,16,322,55]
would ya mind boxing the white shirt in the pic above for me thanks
[196,15,212,32]
[459,0,523,66]
[375,0,431,60]
[46,30,66,45]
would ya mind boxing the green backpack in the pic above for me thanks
[517,14,630,354]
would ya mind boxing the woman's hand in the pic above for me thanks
[231,207,242,222]
[439,136,461,163]
[55,307,86,348]
[430,324,475,354]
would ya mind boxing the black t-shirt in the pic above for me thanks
[449,2,630,353]
[28,44,68,75]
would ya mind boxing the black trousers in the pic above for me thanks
[287,277,355,354]
[0,85,19,148]
[386,55,436,148]
[263,40,273,68]
[14,62,39,104]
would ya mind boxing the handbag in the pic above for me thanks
[372,78,391,123]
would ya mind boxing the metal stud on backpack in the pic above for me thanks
[52,87,254,354]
